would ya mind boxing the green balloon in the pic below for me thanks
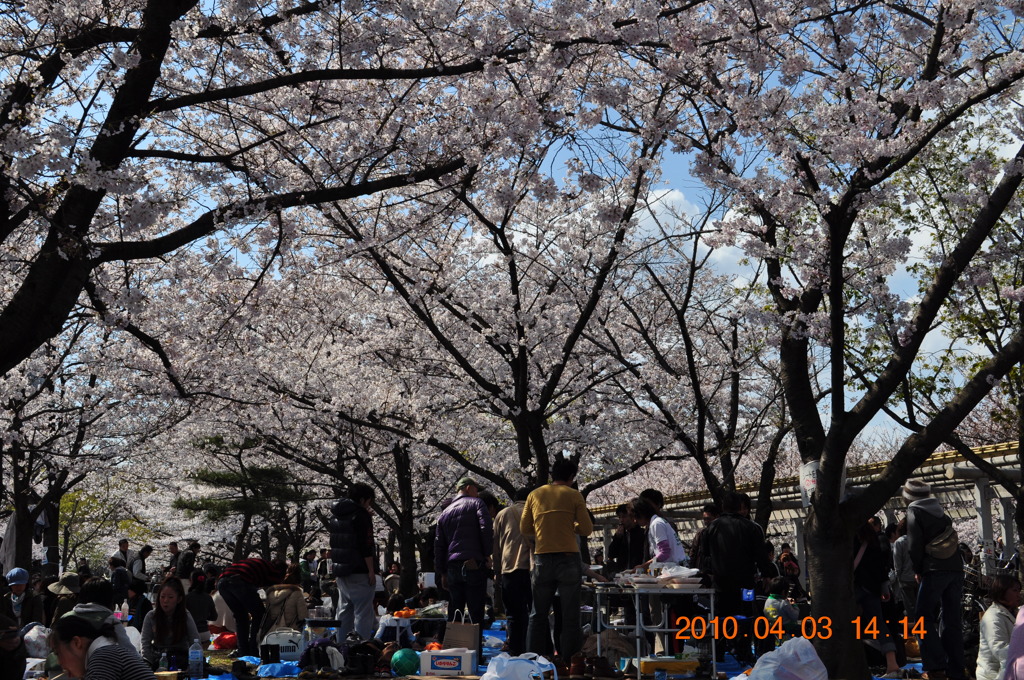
[391,648,420,676]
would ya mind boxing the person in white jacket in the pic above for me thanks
[977,575,1022,680]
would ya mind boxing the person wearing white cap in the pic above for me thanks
[905,479,967,680]
[3,568,44,627]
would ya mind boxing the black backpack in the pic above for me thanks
[299,638,343,670]
[345,639,383,675]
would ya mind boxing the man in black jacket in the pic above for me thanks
[329,483,377,641]
[607,503,644,575]
[700,491,773,663]
[688,503,720,577]
[905,479,965,680]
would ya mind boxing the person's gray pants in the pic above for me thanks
[337,573,375,641]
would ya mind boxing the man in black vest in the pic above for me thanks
[329,483,377,641]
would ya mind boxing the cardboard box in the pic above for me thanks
[420,648,478,675]
[637,657,700,674]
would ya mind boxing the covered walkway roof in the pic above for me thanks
[590,441,1021,578]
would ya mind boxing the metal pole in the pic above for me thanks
[1000,498,1016,561]
[976,480,995,575]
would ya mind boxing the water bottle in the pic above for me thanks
[158,652,168,671]
[188,638,204,678]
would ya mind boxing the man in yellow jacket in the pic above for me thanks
[520,456,593,660]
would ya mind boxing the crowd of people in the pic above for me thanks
[3,468,1024,680]
[414,471,1024,680]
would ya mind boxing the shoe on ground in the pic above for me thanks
[231,660,258,680]
[568,653,588,680]
[879,671,905,679]
[586,655,625,680]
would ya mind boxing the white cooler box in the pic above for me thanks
[420,648,478,676]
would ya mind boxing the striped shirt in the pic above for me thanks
[220,558,279,587]
[86,641,155,680]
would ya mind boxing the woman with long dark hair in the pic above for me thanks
[184,570,217,645]
[140,578,199,668]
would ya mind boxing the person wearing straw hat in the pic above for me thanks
[905,479,967,680]
[49,572,81,623]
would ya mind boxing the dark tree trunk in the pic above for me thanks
[11,455,36,570]
[11,502,33,570]
[753,466,775,531]
[419,528,435,573]
[259,525,271,560]
[384,529,396,571]
[42,500,60,577]
[1017,369,1024,572]
[233,513,252,562]
[807,508,869,680]
[528,414,549,483]
[398,529,419,596]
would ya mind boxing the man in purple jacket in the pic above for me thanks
[435,476,493,657]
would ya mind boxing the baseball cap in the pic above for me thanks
[455,476,481,490]
[5,568,29,586]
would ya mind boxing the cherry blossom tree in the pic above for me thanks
[854,118,1024,552]
[7,3,1024,676]
[0,315,181,571]
[588,203,802,527]
[0,0,711,380]
[632,2,1024,675]
[58,481,161,572]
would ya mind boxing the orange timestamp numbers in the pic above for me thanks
[674,616,926,640]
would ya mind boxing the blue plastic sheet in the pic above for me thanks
[256,662,301,677]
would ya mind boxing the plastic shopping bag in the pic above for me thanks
[212,631,238,649]
[481,652,557,680]
[21,623,51,658]
[744,637,827,680]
